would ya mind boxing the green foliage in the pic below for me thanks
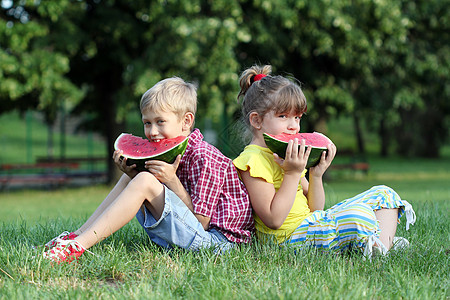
[0,0,84,119]
[390,0,450,157]
[236,0,449,156]
[1,0,448,164]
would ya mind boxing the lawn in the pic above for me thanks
[0,156,448,299]
[0,111,449,298]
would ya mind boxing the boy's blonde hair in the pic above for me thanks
[140,77,197,120]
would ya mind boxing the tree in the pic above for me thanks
[2,0,249,181]
[350,0,450,157]
[235,0,449,157]
[236,0,409,152]
[0,0,84,158]
[2,0,448,178]
[390,0,450,157]
[65,0,252,181]
[0,2,84,117]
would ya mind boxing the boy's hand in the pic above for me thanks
[145,154,181,184]
[274,138,311,175]
[309,142,337,177]
[113,150,139,178]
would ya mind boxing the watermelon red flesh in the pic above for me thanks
[265,132,331,148]
[263,132,332,168]
[114,133,189,172]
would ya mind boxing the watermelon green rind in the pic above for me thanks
[114,133,189,172]
[263,132,330,168]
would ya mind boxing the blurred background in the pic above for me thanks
[0,0,448,186]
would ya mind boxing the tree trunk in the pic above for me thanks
[104,94,123,184]
[353,112,365,154]
[379,118,389,157]
[59,103,66,159]
[315,116,328,135]
[47,122,54,159]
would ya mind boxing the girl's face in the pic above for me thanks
[259,110,302,136]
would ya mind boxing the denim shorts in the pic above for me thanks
[135,185,234,252]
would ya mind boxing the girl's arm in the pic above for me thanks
[306,143,337,211]
[240,169,302,229]
[301,176,309,196]
[307,173,325,211]
[241,139,311,229]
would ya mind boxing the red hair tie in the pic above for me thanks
[253,74,266,82]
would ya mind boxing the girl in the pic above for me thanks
[233,65,416,257]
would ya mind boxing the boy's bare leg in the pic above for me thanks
[73,174,131,235]
[74,172,165,249]
[375,208,399,249]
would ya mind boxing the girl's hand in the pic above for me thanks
[113,150,139,178]
[309,142,337,177]
[145,154,181,184]
[274,138,312,175]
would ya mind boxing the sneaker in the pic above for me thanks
[43,239,87,263]
[44,231,78,249]
[391,236,410,251]
[363,235,388,259]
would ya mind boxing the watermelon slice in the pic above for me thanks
[114,133,189,172]
[263,132,332,168]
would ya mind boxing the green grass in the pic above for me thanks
[0,111,449,298]
[1,158,449,299]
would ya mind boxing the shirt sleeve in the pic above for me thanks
[234,147,308,188]
[233,150,276,184]
[188,151,223,217]
[301,169,307,178]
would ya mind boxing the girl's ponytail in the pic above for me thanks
[237,65,272,101]
[237,64,307,133]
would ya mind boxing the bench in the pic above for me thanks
[36,156,106,164]
[331,162,370,173]
[1,162,80,171]
[0,160,107,189]
[0,162,80,189]
[37,156,107,173]
[0,173,70,187]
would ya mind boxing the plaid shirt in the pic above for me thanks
[177,129,254,243]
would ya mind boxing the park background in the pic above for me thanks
[0,0,449,299]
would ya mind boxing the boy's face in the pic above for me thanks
[142,109,191,141]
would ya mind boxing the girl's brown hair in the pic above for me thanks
[237,65,307,130]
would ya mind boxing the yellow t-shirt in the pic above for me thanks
[233,145,312,243]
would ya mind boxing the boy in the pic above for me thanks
[43,77,254,262]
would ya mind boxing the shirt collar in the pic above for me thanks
[180,129,203,166]
[187,128,203,146]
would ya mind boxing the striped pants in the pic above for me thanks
[286,185,416,255]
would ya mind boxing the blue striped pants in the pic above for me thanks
[285,185,416,255]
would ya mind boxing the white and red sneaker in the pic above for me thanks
[43,239,88,263]
[44,231,78,249]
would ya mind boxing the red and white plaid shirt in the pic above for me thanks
[177,129,254,243]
